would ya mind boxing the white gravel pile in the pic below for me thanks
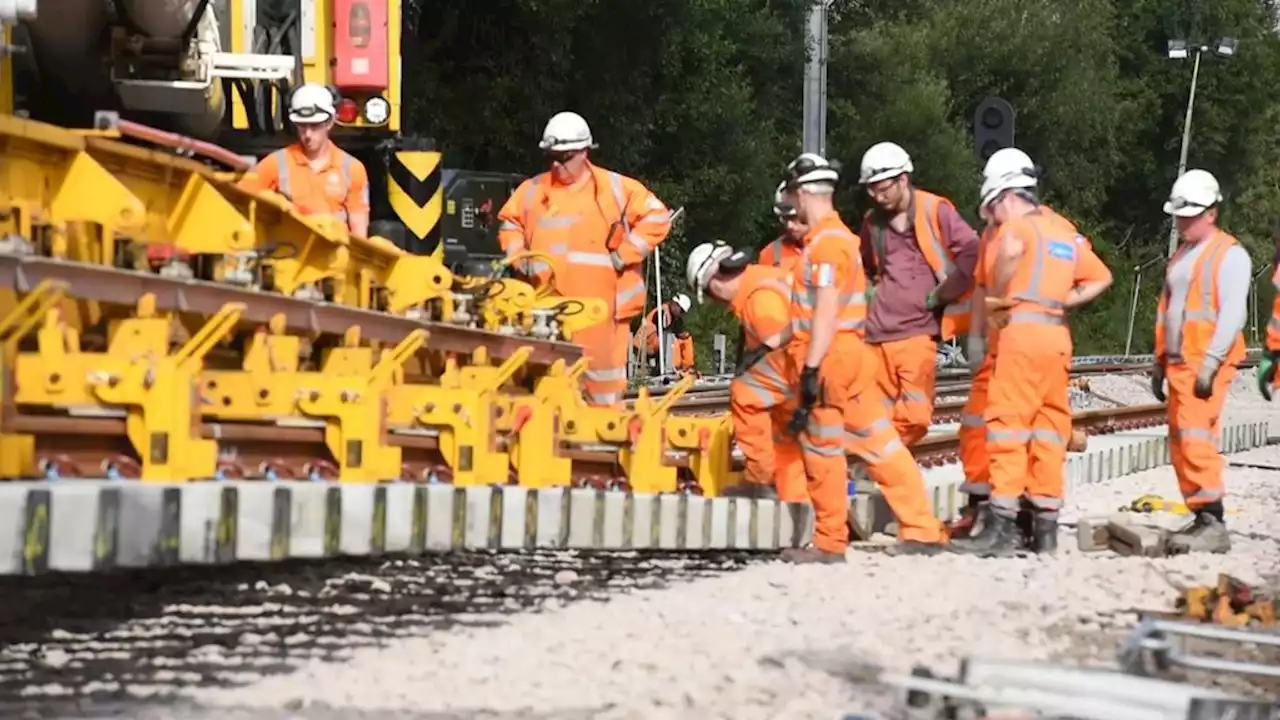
[179,447,1280,719]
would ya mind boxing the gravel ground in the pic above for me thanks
[3,373,1274,720]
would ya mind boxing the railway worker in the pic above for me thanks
[685,241,806,502]
[758,182,807,271]
[633,293,694,373]
[1257,231,1280,401]
[951,148,1113,557]
[1150,169,1250,554]
[858,142,980,446]
[749,153,947,562]
[239,82,371,238]
[497,111,673,407]
[951,212,1001,538]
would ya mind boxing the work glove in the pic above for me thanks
[1150,363,1166,403]
[1257,351,1278,401]
[1194,358,1221,400]
[965,334,986,376]
[925,287,941,311]
[787,365,823,436]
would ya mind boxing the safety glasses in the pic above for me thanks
[545,150,579,165]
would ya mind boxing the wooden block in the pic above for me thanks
[1107,521,1167,557]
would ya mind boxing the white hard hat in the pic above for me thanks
[1164,169,1222,217]
[672,293,692,313]
[686,241,734,303]
[773,181,797,218]
[289,83,336,125]
[979,147,1038,210]
[859,142,913,184]
[539,111,596,152]
[785,153,841,188]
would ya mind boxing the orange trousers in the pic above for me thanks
[873,335,938,446]
[844,382,947,544]
[578,320,631,408]
[984,345,1071,519]
[959,356,992,495]
[728,369,807,501]
[1166,362,1234,508]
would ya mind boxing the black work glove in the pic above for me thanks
[1257,350,1278,401]
[1194,358,1221,400]
[787,366,822,437]
[1150,363,1166,403]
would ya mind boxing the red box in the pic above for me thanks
[332,0,389,91]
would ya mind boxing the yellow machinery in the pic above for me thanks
[0,64,745,494]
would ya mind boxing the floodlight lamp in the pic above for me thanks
[1167,39,1189,59]
[1215,37,1238,58]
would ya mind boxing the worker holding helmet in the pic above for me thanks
[758,182,807,271]
[1257,231,1280,401]
[858,142,979,446]
[497,111,673,407]
[952,148,1112,557]
[239,82,371,237]
[1151,169,1250,554]
[634,293,695,374]
[685,241,806,502]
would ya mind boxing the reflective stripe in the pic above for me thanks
[733,360,792,408]
[537,216,580,229]
[585,367,628,382]
[1006,310,1067,327]
[1187,489,1224,502]
[774,242,783,265]
[566,251,613,267]
[1160,234,1235,360]
[587,391,623,405]
[616,282,645,308]
[1026,495,1063,511]
[1030,429,1065,445]
[273,150,292,199]
[900,390,929,404]
[986,428,1032,443]
[500,220,521,232]
[1171,426,1217,443]
[847,417,893,439]
[1007,221,1073,315]
[854,436,905,463]
[960,413,985,428]
[638,210,671,225]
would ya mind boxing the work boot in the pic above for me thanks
[884,540,946,557]
[948,493,989,538]
[780,545,846,564]
[1032,513,1058,555]
[1167,510,1232,555]
[1016,501,1036,550]
[722,482,778,501]
[949,504,1021,557]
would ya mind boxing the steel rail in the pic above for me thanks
[0,254,582,366]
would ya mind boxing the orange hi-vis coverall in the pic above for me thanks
[1270,261,1280,353]
[959,224,1001,498]
[862,190,978,445]
[497,162,672,406]
[733,212,943,551]
[726,265,807,502]
[1155,230,1249,511]
[239,142,371,230]
[634,305,695,371]
[985,210,1111,520]
[758,235,803,272]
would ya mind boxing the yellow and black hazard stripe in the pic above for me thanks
[387,150,444,249]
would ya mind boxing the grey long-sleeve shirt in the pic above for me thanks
[1163,239,1252,365]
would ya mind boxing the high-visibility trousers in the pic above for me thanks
[959,356,993,495]
[1166,361,1235,508]
[985,346,1071,519]
[577,320,630,408]
[729,369,807,502]
[844,382,946,543]
[872,335,938,446]
[732,339,861,553]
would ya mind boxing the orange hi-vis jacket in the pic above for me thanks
[1156,230,1248,367]
[496,162,671,320]
[240,142,371,223]
[790,211,867,348]
[990,208,1109,356]
[757,236,803,272]
[863,189,972,339]
[729,265,794,349]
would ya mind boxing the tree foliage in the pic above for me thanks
[406,0,1280,364]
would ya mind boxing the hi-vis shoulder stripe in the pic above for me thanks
[387,150,444,246]
[0,480,837,574]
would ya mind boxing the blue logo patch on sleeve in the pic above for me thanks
[1047,240,1076,261]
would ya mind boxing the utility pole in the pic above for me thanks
[802,0,830,155]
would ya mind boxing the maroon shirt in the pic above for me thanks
[859,197,979,343]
